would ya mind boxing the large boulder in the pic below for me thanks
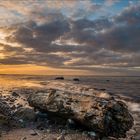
[28,89,134,138]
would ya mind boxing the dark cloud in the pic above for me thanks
[99,24,140,52]
[115,5,140,25]
[6,14,70,52]
[3,4,140,73]
[99,4,140,53]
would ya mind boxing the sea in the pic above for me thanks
[0,74,140,102]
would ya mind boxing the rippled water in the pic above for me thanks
[78,76,140,102]
[0,74,140,101]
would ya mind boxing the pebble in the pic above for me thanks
[66,119,76,129]
[46,129,51,133]
[12,92,19,97]
[21,137,27,140]
[82,131,88,135]
[30,130,38,136]
[10,98,15,102]
[87,131,96,137]
[127,129,136,135]
[17,104,23,109]
[11,105,16,110]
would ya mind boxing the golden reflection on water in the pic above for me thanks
[0,75,43,89]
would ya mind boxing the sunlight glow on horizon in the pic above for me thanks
[0,64,92,75]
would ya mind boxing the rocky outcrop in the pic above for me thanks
[28,89,134,138]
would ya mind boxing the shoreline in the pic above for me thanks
[0,79,140,140]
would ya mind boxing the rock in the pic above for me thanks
[19,119,24,123]
[46,129,51,133]
[127,129,136,135]
[30,130,38,136]
[0,114,9,125]
[28,89,134,138]
[135,134,140,140]
[66,119,76,129]
[4,97,9,101]
[35,111,48,119]
[16,104,23,109]
[55,77,64,80]
[57,134,65,140]
[100,89,106,91]
[12,92,19,97]
[73,78,80,81]
[21,137,27,140]
[10,105,16,110]
[0,98,14,118]
[87,131,96,137]
[14,107,36,121]
[36,122,46,130]
[9,98,16,102]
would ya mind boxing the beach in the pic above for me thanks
[0,75,140,140]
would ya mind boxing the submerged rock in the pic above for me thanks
[28,89,134,138]
[55,77,64,80]
[73,78,80,82]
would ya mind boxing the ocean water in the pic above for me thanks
[0,74,140,101]
[79,76,140,102]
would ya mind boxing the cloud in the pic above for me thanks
[0,0,99,26]
[6,13,71,52]
[0,1,140,75]
[104,0,120,6]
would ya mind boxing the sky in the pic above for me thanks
[0,0,140,75]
